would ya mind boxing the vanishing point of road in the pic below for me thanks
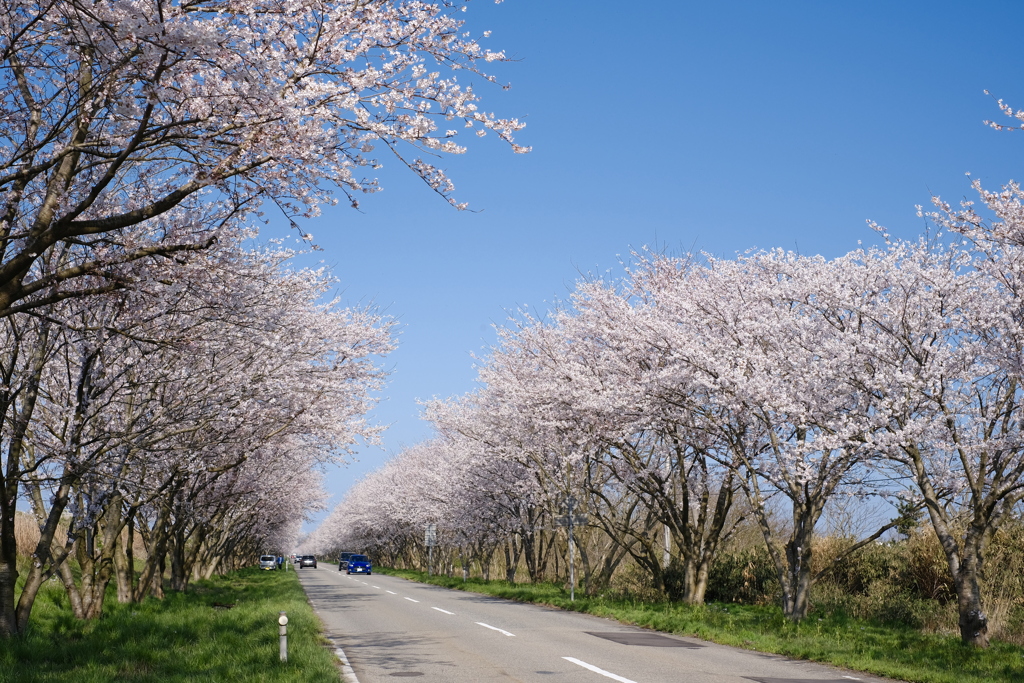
[297,568,901,683]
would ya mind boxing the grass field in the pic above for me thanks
[0,567,340,683]
[379,567,1024,683]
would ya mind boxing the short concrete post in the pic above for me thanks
[278,612,288,662]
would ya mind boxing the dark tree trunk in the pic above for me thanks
[0,318,50,637]
[780,529,814,621]
[503,539,521,583]
[0,488,18,638]
[137,499,173,601]
[955,571,989,648]
[16,479,75,631]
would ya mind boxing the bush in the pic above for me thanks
[704,548,779,605]
[606,561,664,602]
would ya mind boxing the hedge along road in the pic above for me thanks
[296,568,905,683]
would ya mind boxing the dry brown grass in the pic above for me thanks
[14,510,146,561]
[14,511,40,553]
[981,524,1024,645]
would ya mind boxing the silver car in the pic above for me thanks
[259,555,277,570]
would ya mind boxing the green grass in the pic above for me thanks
[378,567,1024,683]
[0,567,340,682]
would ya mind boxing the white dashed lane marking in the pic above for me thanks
[476,622,515,637]
[563,657,637,683]
[404,597,420,603]
[432,607,455,615]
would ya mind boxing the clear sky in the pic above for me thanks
[276,0,1024,530]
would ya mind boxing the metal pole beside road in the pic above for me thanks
[566,496,577,602]
[555,495,587,602]
[426,523,437,576]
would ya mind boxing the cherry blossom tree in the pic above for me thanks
[2,234,394,635]
[864,189,1024,648]
[0,0,526,318]
[536,278,742,602]
[630,248,933,620]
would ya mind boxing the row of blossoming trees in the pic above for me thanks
[0,0,525,638]
[4,233,395,632]
[312,184,1024,648]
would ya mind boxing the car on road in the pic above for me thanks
[338,552,356,571]
[299,555,317,569]
[346,554,372,575]
[259,555,277,570]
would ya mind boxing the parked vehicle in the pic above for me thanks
[259,555,277,571]
[299,555,317,569]
[346,555,371,575]
[338,552,356,571]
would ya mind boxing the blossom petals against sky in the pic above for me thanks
[277,0,1024,523]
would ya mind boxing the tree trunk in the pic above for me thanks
[503,539,520,583]
[137,500,173,601]
[522,529,539,582]
[16,479,76,631]
[0,492,19,638]
[955,569,989,648]
[114,532,132,604]
[115,509,137,604]
[58,559,85,619]
[169,524,188,592]
[690,552,714,605]
[906,442,995,648]
[781,533,814,621]
[0,318,50,637]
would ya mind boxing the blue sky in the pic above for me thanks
[277,0,1024,528]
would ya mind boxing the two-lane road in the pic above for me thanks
[298,568,898,683]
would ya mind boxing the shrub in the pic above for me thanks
[704,548,779,605]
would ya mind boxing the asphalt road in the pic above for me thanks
[297,567,899,683]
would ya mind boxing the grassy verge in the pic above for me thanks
[377,567,1024,683]
[0,567,340,683]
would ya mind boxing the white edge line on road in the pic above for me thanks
[475,622,515,637]
[386,590,396,594]
[563,657,637,683]
[404,597,420,602]
[432,607,455,615]
[327,636,361,683]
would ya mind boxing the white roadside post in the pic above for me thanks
[278,612,288,662]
